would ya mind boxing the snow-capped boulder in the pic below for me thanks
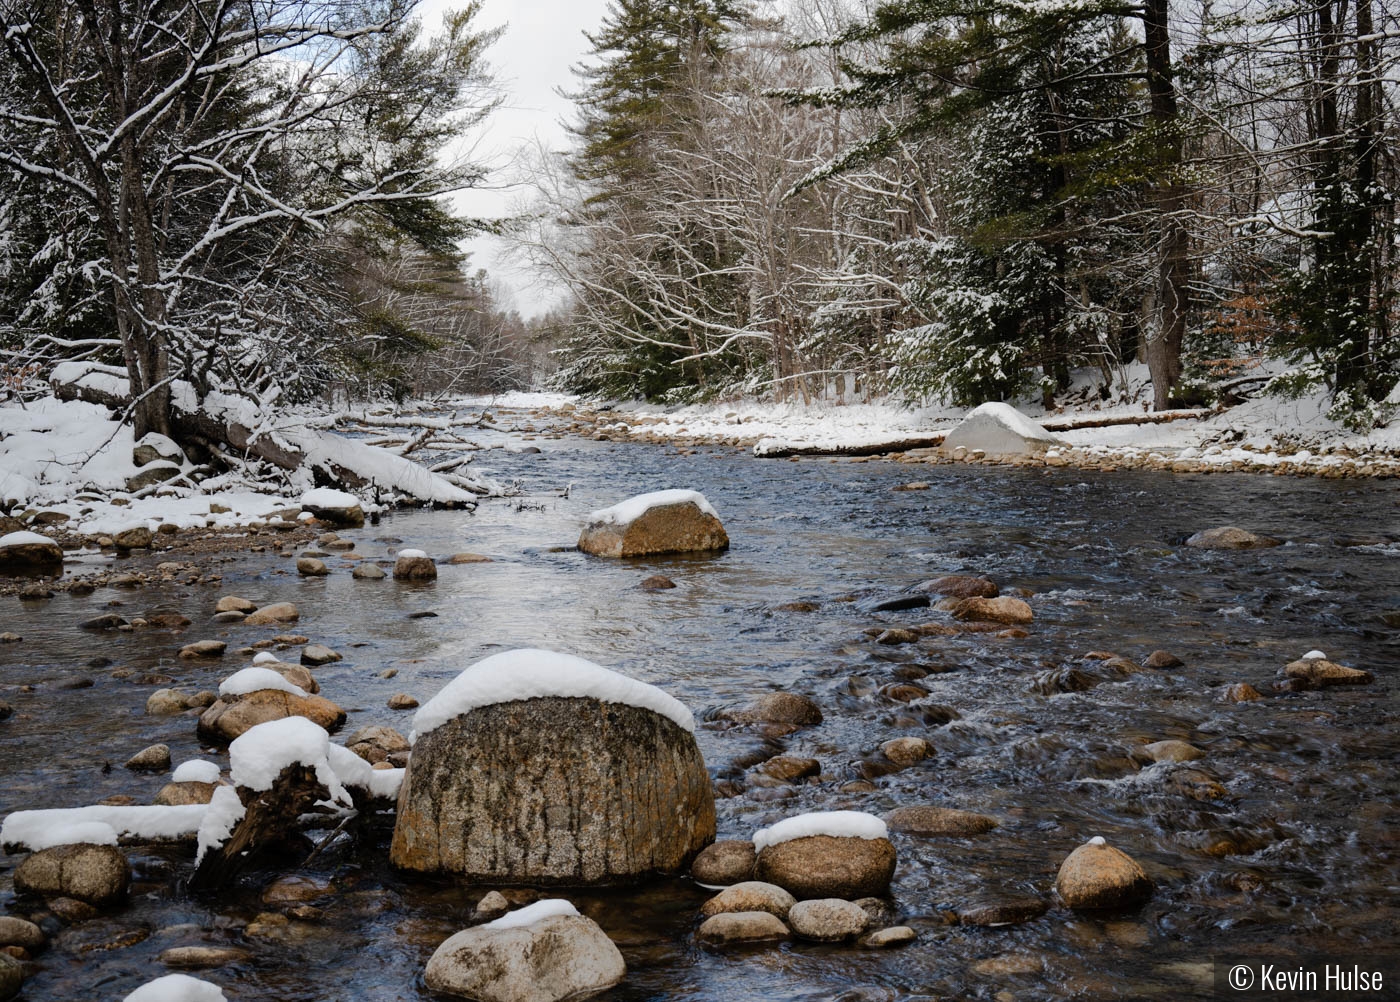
[1054,836,1153,910]
[299,488,364,528]
[122,974,228,1002]
[0,531,63,577]
[578,490,728,558]
[940,403,1059,459]
[752,811,896,900]
[393,548,436,581]
[132,432,184,467]
[391,649,714,883]
[423,901,626,1002]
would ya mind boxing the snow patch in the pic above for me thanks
[410,648,695,742]
[193,786,245,866]
[1,804,208,852]
[22,821,119,850]
[752,810,889,851]
[589,489,718,526]
[1301,649,1327,660]
[483,898,580,930]
[171,760,221,785]
[965,401,1058,441]
[123,974,228,1002]
[398,548,428,559]
[227,717,350,802]
[300,487,360,509]
[218,667,307,699]
[325,743,405,800]
[252,651,279,665]
[0,530,57,547]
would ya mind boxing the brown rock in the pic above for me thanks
[880,737,933,768]
[914,575,999,598]
[261,875,332,905]
[154,781,217,806]
[697,911,789,945]
[1142,740,1204,763]
[423,913,625,1000]
[296,557,328,577]
[640,575,676,591]
[14,844,130,906]
[885,806,998,838]
[0,917,43,950]
[112,526,153,551]
[243,602,299,626]
[788,898,871,941]
[757,755,819,783]
[393,554,437,581]
[391,696,715,883]
[727,692,822,726]
[1143,650,1183,669]
[957,895,1048,926]
[1054,839,1153,910]
[953,596,1033,625]
[1185,526,1281,549]
[124,743,171,771]
[0,533,63,576]
[1282,658,1372,687]
[216,596,257,614]
[876,628,920,645]
[578,497,728,558]
[300,644,341,667]
[862,926,917,948]
[178,640,226,659]
[700,881,795,919]
[159,945,252,968]
[691,840,756,886]
[755,835,896,899]
[446,552,492,564]
[387,693,419,710]
[196,689,345,743]
[1222,682,1264,703]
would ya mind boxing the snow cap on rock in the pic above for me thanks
[398,548,428,559]
[753,810,889,851]
[589,489,718,526]
[172,759,221,785]
[122,973,228,1002]
[23,820,119,850]
[409,648,695,743]
[227,717,349,800]
[483,898,580,930]
[300,487,359,509]
[218,667,307,699]
[1301,649,1327,661]
[252,651,279,665]
[0,530,58,547]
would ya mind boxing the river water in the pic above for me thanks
[2,416,1398,1000]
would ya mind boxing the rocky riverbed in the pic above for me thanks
[1,423,1398,1000]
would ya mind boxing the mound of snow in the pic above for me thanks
[0,530,58,547]
[300,487,359,509]
[227,717,349,801]
[753,810,889,851]
[410,648,695,743]
[588,489,718,526]
[1,804,208,852]
[193,786,245,866]
[483,898,580,930]
[398,548,428,559]
[326,743,404,800]
[171,759,221,785]
[123,974,229,1002]
[218,666,308,699]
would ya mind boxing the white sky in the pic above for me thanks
[418,0,612,316]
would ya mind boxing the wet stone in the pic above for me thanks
[788,898,870,941]
[958,895,1048,927]
[700,882,795,920]
[124,744,171,772]
[691,840,756,887]
[159,945,252,968]
[697,911,789,946]
[1144,650,1184,669]
[862,925,917,948]
[885,806,998,838]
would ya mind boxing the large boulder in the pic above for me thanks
[940,403,1059,459]
[0,531,63,577]
[300,488,364,528]
[578,490,728,558]
[14,842,130,906]
[423,901,625,1002]
[753,812,896,900]
[196,689,345,743]
[391,650,714,884]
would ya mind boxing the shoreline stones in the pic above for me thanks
[578,490,728,558]
[1054,837,1154,911]
[753,812,896,900]
[423,903,626,1002]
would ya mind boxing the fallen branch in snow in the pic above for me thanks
[753,432,950,458]
[50,363,500,504]
[1039,408,1212,431]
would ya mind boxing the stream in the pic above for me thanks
[2,410,1399,1000]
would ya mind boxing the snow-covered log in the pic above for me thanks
[50,363,500,503]
[753,432,949,458]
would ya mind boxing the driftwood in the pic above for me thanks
[50,363,497,503]
[753,433,949,458]
[190,765,338,890]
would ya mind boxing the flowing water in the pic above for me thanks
[2,414,1399,1000]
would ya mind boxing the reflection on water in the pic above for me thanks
[2,426,1399,1000]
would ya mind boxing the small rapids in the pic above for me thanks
[1,412,1398,1000]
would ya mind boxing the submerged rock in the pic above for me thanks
[423,908,626,1002]
[1185,526,1281,549]
[1222,682,1264,703]
[957,895,1048,927]
[1054,837,1153,910]
[352,563,387,580]
[578,490,728,558]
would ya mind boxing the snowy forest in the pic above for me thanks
[527,0,1399,429]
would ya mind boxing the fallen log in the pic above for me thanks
[50,362,499,503]
[1040,408,1211,431]
[753,432,950,458]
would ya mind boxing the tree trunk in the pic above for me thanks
[190,765,331,889]
[1143,0,1190,410]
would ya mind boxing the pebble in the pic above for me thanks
[881,737,933,767]
[862,926,917,948]
[1222,682,1264,702]
[300,644,342,667]
[178,640,226,659]
[387,693,419,709]
[0,633,19,643]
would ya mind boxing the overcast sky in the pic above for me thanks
[417,0,612,315]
